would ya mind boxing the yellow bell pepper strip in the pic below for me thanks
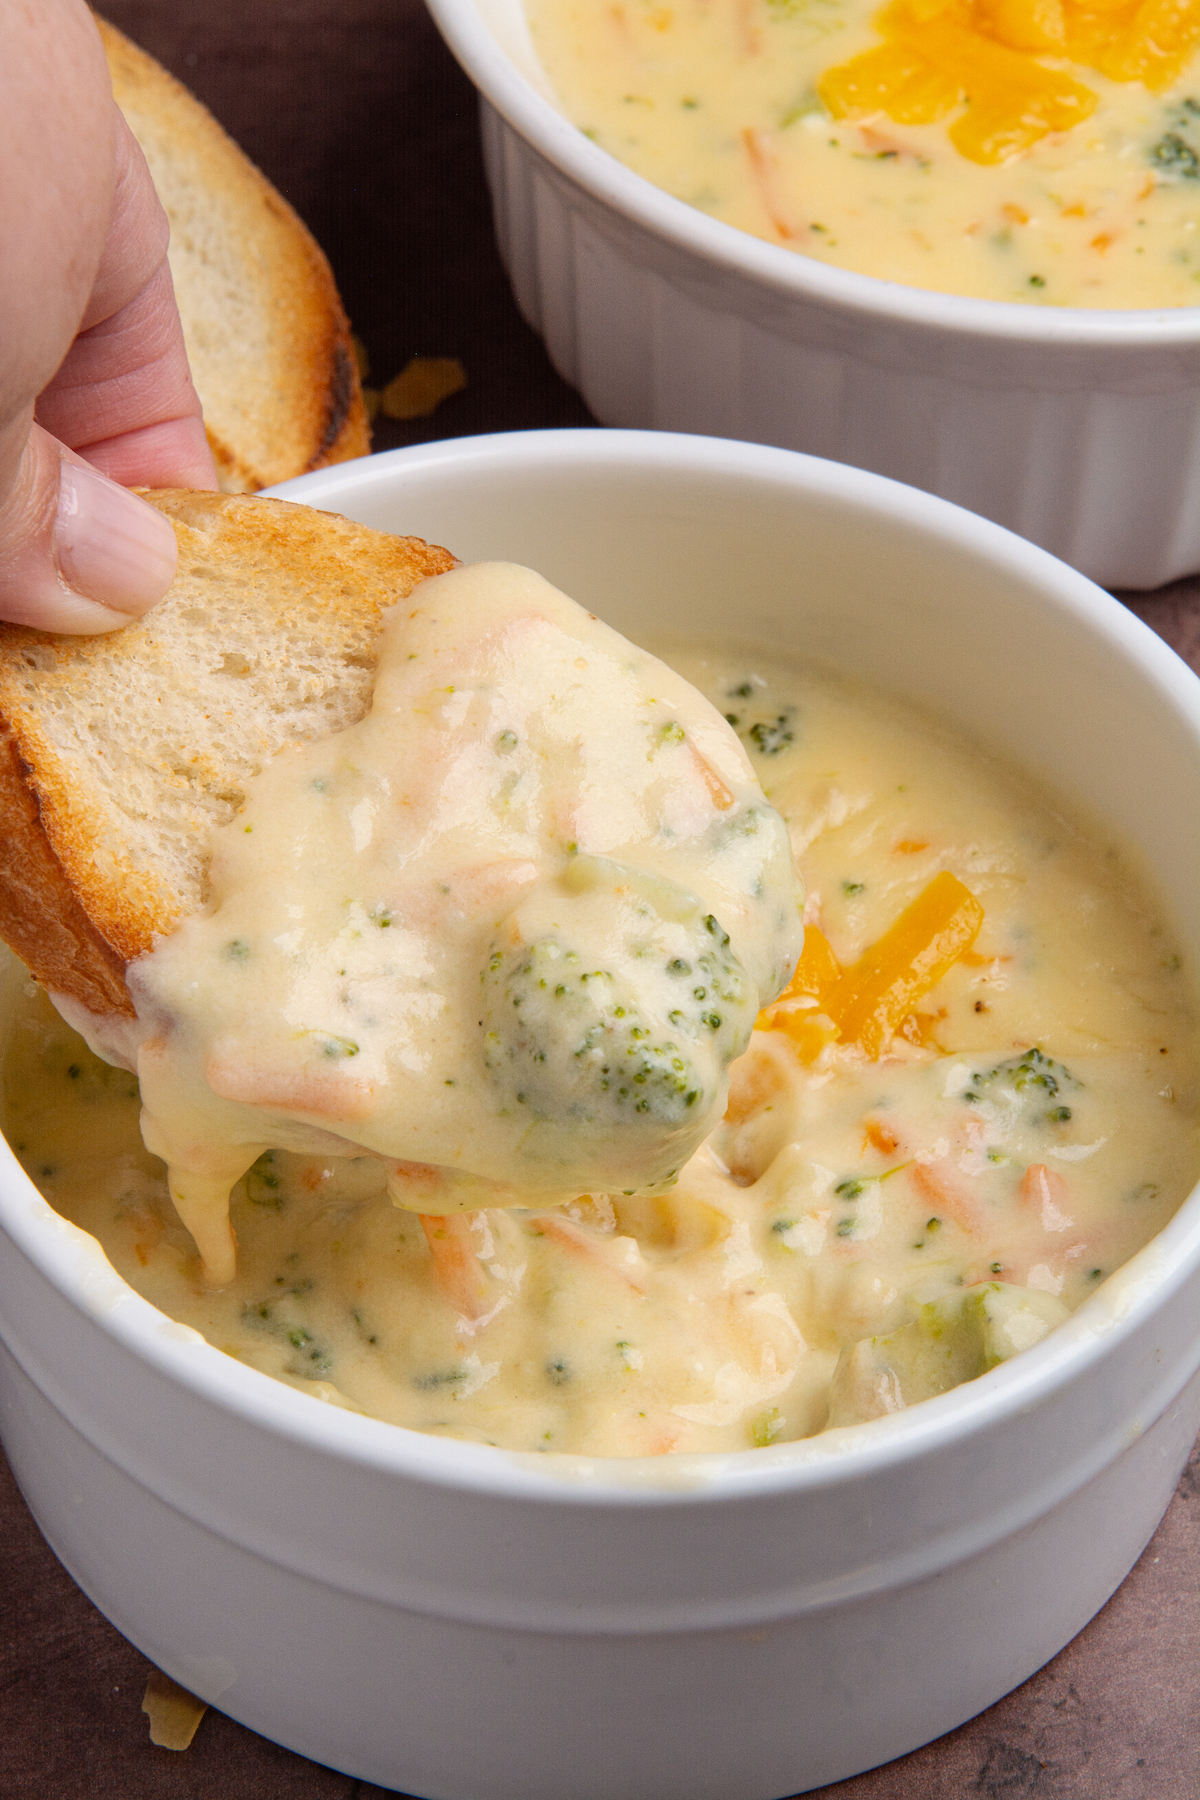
[763,925,842,1011]
[823,870,984,1058]
[756,925,843,1064]
[767,1010,841,1064]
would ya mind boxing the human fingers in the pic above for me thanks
[0,0,114,433]
[0,416,177,635]
[34,112,216,490]
[0,2,179,632]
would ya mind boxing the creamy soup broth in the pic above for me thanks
[109,563,801,1288]
[526,0,1200,305]
[4,647,1196,1454]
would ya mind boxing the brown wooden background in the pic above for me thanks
[2,3,1198,1793]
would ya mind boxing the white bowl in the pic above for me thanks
[425,0,1200,590]
[1,431,1199,1799]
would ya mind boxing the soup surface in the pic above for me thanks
[527,0,1200,305]
[112,562,801,1287]
[5,647,1196,1455]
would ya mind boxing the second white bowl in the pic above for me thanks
[427,0,1200,589]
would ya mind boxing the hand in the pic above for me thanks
[0,0,216,635]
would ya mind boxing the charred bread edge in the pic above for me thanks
[97,13,372,492]
[0,730,135,1016]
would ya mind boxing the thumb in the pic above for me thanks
[0,418,177,634]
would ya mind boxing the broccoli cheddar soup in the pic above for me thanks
[5,648,1197,1454]
[527,0,1200,306]
[104,563,802,1289]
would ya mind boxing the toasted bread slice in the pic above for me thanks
[98,16,372,492]
[0,492,454,1016]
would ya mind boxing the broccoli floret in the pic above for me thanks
[827,1282,1071,1424]
[1151,129,1200,178]
[483,939,705,1126]
[963,1046,1078,1105]
[481,913,753,1185]
[723,690,798,757]
[243,1151,285,1210]
[748,716,795,756]
[1149,102,1200,178]
[241,1293,333,1377]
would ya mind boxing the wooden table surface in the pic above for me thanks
[2,4,1198,1794]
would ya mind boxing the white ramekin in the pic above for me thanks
[2,431,1199,1799]
[425,0,1200,590]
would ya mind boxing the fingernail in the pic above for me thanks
[54,460,177,617]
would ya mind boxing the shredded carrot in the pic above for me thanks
[419,1213,492,1320]
[204,1054,376,1120]
[824,871,983,1058]
[910,1159,983,1234]
[692,747,734,810]
[1020,1162,1065,1205]
[865,1117,902,1154]
[736,0,762,55]
[742,129,805,240]
[894,839,930,854]
[607,3,634,47]
[1019,1163,1073,1233]
[529,1214,645,1290]
[858,124,922,159]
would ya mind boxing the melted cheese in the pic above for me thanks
[6,645,1196,1456]
[114,564,803,1282]
[527,0,1200,306]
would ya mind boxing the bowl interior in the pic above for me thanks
[280,431,1200,961]
[3,430,1198,1505]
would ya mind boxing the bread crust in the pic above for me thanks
[0,492,453,1012]
[97,16,372,492]
[0,733,134,1016]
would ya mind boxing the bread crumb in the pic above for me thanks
[380,357,468,421]
[142,1668,209,1750]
